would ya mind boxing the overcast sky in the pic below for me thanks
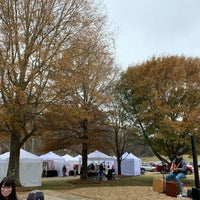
[103,0,200,69]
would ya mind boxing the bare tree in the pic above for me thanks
[107,88,135,175]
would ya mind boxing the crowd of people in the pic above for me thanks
[87,162,115,180]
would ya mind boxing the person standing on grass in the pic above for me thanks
[0,176,18,200]
[62,165,67,177]
[73,164,78,176]
[166,152,187,197]
[99,163,104,180]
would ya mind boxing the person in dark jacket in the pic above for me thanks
[62,165,67,177]
[99,163,104,180]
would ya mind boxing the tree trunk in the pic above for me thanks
[80,142,88,180]
[117,157,121,175]
[7,132,21,186]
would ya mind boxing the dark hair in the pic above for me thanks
[0,176,18,200]
[176,152,182,156]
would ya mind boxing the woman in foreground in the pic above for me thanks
[0,176,18,200]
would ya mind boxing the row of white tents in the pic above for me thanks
[40,150,142,177]
[0,149,141,187]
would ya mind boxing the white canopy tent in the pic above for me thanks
[74,154,82,162]
[0,149,42,187]
[88,150,116,171]
[74,154,82,175]
[88,150,115,161]
[62,154,79,175]
[62,154,75,161]
[40,151,65,177]
[40,151,64,161]
[0,152,9,182]
[115,152,141,176]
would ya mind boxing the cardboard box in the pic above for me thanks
[153,178,165,193]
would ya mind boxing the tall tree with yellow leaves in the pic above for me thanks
[39,10,118,179]
[0,0,107,184]
[118,56,200,162]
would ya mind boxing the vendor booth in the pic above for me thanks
[0,149,42,187]
[115,152,141,176]
[62,154,79,176]
[88,150,115,162]
[40,151,64,177]
[87,150,116,179]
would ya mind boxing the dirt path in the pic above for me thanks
[18,176,191,200]
[19,186,191,200]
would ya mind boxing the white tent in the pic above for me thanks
[62,154,79,165]
[40,151,64,161]
[88,150,116,171]
[0,149,42,187]
[88,150,115,162]
[74,154,82,162]
[62,154,79,175]
[74,154,82,175]
[0,152,9,182]
[40,151,65,177]
[116,152,141,176]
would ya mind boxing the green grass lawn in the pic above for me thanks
[41,175,155,190]
[18,172,196,192]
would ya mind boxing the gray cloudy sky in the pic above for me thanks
[103,0,200,69]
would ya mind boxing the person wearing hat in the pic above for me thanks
[166,152,187,197]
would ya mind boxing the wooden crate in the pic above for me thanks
[166,181,179,197]
[153,178,165,193]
